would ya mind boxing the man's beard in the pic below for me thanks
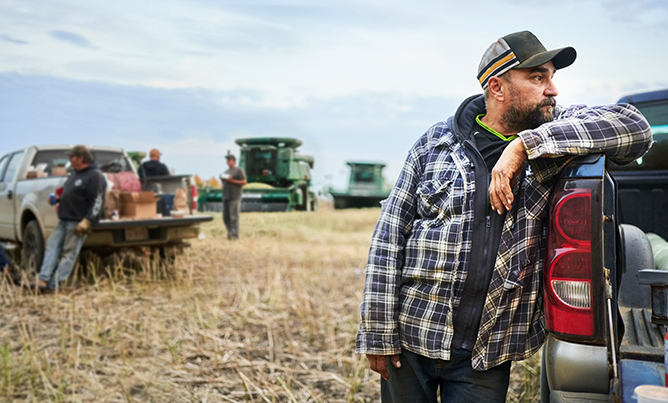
[502,92,557,133]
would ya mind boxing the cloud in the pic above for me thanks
[0,33,29,45]
[50,30,96,48]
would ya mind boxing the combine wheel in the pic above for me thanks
[22,220,44,276]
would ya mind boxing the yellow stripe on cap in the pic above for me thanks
[478,52,516,85]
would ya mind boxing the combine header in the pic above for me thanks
[329,162,391,209]
[236,137,318,212]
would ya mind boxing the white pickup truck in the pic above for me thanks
[0,145,213,273]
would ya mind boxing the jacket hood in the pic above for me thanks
[76,162,100,173]
[449,94,487,143]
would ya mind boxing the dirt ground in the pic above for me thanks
[0,207,540,402]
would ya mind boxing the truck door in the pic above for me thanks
[0,151,25,240]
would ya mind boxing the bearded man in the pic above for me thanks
[356,30,652,402]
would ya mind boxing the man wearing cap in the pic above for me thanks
[34,145,106,292]
[220,154,247,240]
[356,31,652,402]
[138,148,170,178]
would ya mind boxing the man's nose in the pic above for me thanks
[545,78,558,97]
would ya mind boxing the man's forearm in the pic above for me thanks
[520,103,652,164]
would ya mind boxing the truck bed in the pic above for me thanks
[620,307,666,362]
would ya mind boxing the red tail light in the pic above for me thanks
[545,184,594,336]
[191,184,198,211]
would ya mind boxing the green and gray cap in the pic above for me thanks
[477,31,576,90]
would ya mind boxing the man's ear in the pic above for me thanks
[487,76,505,102]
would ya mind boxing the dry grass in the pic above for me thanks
[0,206,540,402]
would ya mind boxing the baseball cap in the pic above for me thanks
[225,154,236,161]
[477,31,576,90]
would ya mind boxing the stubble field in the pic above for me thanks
[0,205,540,402]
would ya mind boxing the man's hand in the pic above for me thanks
[489,138,528,214]
[74,218,91,236]
[366,354,401,380]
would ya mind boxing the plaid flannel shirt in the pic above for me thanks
[356,95,652,370]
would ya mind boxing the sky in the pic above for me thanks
[1,0,667,192]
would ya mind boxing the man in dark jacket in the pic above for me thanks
[34,145,106,291]
[139,148,170,178]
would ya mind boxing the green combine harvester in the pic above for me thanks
[328,162,392,209]
[198,137,318,212]
[126,151,146,170]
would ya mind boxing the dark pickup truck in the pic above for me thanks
[541,89,668,402]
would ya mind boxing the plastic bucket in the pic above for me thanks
[635,385,668,403]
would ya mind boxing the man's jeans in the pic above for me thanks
[38,221,86,290]
[222,199,241,239]
[381,348,511,403]
[0,244,11,270]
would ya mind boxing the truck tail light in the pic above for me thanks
[191,184,198,211]
[545,184,595,336]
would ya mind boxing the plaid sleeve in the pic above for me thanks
[520,103,653,182]
[355,136,425,355]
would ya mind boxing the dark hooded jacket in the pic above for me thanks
[58,163,107,223]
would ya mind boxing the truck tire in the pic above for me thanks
[22,220,44,276]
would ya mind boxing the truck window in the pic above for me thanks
[3,152,25,183]
[608,100,668,171]
[30,150,70,175]
[31,150,133,175]
[0,154,10,182]
[94,151,133,173]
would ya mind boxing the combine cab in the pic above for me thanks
[329,162,391,209]
[237,137,318,212]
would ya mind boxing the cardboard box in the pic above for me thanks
[120,191,158,219]
[51,166,68,176]
[104,190,121,219]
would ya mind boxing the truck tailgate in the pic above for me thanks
[85,215,213,248]
[93,215,213,229]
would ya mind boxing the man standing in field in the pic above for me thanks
[356,30,652,402]
[220,154,247,240]
[34,145,107,292]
